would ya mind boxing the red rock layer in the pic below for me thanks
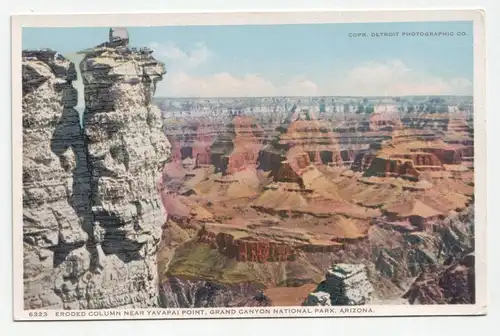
[192,122,215,166]
[390,153,443,171]
[226,148,261,174]
[197,228,296,262]
[389,135,466,166]
[364,154,445,179]
[273,149,311,182]
[418,147,464,165]
[226,116,264,174]
[165,121,214,167]
[210,116,265,175]
[279,119,344,167]
[354,137,464,177]
[296,243,344,253]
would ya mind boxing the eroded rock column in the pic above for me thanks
[23,33,171,309]
[22,50,91,309]
[79,38,171,308]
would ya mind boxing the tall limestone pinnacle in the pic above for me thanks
[22,29,171,309]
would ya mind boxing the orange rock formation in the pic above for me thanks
[369,105,403,131]
[279,119,344,167]
[196,226,297,262]
[166,120,214,167]
[160,106,474,272]
[211,116,265,174]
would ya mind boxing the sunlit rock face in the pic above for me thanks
[210,116,265,175]
[303,263,374,306]
[22,49,93,309]
[79,31,171,308]
[22,28,171,310]
[166,121,214,168]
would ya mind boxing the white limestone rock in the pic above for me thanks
[22,32,171,310]
[303,263,374,306]
[77,37,170,309]
[303,291,332,306]
[325,263,374,305]
[23,49,91,310]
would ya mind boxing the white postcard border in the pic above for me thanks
[11,9,487,321]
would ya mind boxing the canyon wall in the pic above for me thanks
[23,50,91,309]
[303,263,374,306]
[197,229,296,262]
[363,156,421,179]
[209,116,264,174]
[80,42,171,308]
[166,122,214,166]
[22,38,171,309]
[160,277,269,308]
[403,252,475,304]
[401,207,475,304]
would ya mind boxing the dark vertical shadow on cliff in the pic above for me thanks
[80,76,156,265]
[50,82,100,272]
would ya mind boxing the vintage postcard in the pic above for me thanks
[11,10,487,321]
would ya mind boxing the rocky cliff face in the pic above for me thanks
[210,116,264,174]
[401,208,475,305]
[278,119,344,167]
[363,156,421,179]
[23,49,90,309]
[303,263,374,306]
[197,228,297,262]
[22,34,171,309]
[160,277,269,308]
[167,121,214,167]
[403,252,475,304]
[79,42,171,309]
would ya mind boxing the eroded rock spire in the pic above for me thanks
[22,29,171,309]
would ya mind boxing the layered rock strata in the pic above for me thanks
[353,135,470,180]
[23,49,90,309]
[160,277,269,308]
[210,116,265,174]
[167,121,214,167]
[78,38,170,308]
[403,252,475,304]
[22,31,171,309]
[369,106,403,131]
[444,116,474,167]
[279,118,344,167]
[197,227,297,262]
[303,264,374,306]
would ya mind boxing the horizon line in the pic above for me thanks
[153,95,473,99]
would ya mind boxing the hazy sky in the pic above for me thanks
[23,21,474,104]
